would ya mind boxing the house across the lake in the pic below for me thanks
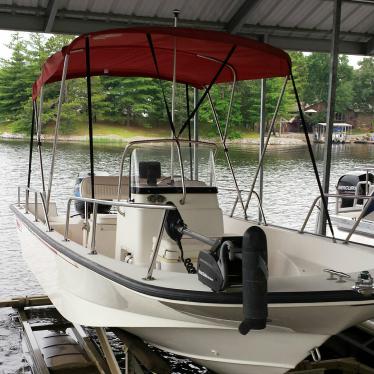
[287,101,374,133]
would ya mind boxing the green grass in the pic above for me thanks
[1,119,261,142]
[351,127,373,135]
[0,121,17,133]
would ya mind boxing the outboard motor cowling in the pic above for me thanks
[74,172,111,217]
[337,171,374,208]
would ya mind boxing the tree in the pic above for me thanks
[352,57,374,112]
[0,34,34,125]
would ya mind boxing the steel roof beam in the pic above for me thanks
[0,3,370,55]
[44,0,59,33]
[367,37,374,54]
[0,4,371,42]
[240,23,371,40]
[226,0,261,34]
[267,34,366,54]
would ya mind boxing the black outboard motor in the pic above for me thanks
[197,227,268,335]
[337,171,374,208]
[239,226,268,335]
[74,172,111,217]
[163,206,268,335]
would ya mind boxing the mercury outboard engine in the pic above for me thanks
[197,227,268,335]
[163,206,268,335]
[337,171,374,208]
[74,172,111,217]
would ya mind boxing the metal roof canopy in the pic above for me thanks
[0,0,373,55]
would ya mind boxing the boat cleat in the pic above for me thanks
[353,271,374,295]
[324,268,351,283]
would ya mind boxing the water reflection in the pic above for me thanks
[0,139,373,372]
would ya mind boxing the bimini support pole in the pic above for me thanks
[85,35,95,200]
[193,88,199,180]
[318,0,342,235]
[290,71,336,241]
[207,92,247,218]
[46,54,69,214]
[258,36,267,222]
[146,31,187,205]
[26,101,36,204]
[170,9,179,181]
[234,76,288,218]
[186,84,193,179]
[36,86,46,195]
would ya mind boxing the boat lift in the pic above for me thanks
[0,296,171,374]
[2,295,374,374]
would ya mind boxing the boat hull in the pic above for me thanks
[14,211,374,374]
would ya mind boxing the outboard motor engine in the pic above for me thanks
[74,172,111,217]
[337,171,374,208]
[197,226,268,335]
[163,206,268,335]
[239,226,268,335]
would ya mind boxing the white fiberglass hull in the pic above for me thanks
[13,208,374,374]
[15,216,324,373]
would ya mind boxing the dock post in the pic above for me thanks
[318,0,341,235]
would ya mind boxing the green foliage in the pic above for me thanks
[352,58,374,112]
[303,53,355,113]
[227,129,242,140]
[0,31,372,136]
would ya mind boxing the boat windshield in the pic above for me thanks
[129,142,217,193]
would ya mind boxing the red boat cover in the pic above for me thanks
[32,27,291,99]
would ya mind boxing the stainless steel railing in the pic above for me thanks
[64,196,176,280]
[17,186,51,231]
[117,138,218,206]
[227,187,267,224]
[300,193,374,243]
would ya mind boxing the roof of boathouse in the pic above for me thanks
[32,26,292,99]
[0,0,372,56]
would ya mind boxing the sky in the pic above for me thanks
[0,30,365,68]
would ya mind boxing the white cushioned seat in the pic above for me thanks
[80,176,129,200]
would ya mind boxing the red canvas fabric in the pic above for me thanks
[32,27,291,99]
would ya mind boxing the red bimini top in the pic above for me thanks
[32,27,291,99]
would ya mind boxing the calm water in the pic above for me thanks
[0,139,374,372]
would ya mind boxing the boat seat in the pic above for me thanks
[85,213,117,258]
[27,201,58,222]
[80,176,129,200]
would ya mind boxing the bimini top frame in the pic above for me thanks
[30,26,291,210]
[28,26,335,238]
[32,26,291,100]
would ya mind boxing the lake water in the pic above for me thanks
[0,139,373,373]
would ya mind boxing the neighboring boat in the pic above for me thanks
[330,167,374,244]
[313,122,352,143]
[11,27,374,374]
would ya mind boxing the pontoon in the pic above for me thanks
[313,122,352,143]
[11,27,374,374]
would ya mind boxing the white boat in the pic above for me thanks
[11,27,374,374]
[329,167,374,245]
[313,123,352,143]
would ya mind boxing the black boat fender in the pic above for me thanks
[239,226,268,335]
